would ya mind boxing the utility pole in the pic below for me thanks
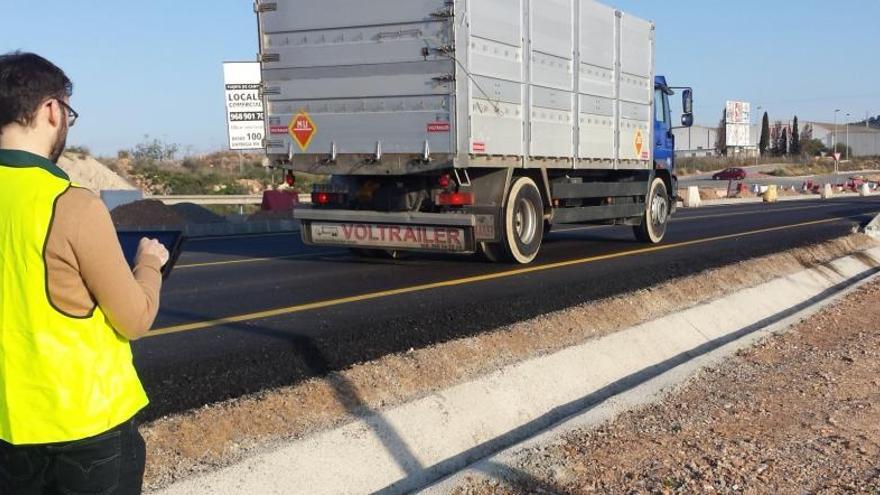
[834,109,841,174]
[845,113,851,160]
[755,105,762,167]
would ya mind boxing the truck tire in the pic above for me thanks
[634,177,670,244]
[479,242,504,262]
[501,176,544,264]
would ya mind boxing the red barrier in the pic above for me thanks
[261,190,300,211]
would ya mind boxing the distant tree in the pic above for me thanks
[131,135,180,165]
[790,116,801,156]
[779,128,788,156]
[801,123,813,143]
[802,138,826,157]
[715,109,728,156]
[759,112,770,156]
[770,121,783,156]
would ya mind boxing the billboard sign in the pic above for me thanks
[725,101,751,148]
[223,62,264,151]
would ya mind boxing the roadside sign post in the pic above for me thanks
[223,62,264,151]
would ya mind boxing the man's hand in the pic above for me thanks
[135,238,170,267]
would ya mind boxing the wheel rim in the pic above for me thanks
[651,192,668,230]
[514,197,537,245]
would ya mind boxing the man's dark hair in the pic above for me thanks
[0,51,73,131]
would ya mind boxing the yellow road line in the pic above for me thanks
[147,214,865,338]
[176,250,346,269]
[550,203,831,235]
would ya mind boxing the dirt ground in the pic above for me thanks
[453,281,880,495]
[140,235,877,491]
[111,199,186,227]
[57,152,137,191]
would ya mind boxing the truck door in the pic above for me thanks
[653,87,674,169]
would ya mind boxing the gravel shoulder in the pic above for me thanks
[453,279,880,495]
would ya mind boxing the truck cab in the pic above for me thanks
[654,75,694,191]
[654,76,694,197]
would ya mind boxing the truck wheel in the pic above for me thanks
[634,177,670,244]
[479,242,504,263]
[543,219,553,239]
[501,176,544,264]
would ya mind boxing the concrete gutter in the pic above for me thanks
[152,247,880,495]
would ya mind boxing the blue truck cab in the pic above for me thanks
[654,75,694,196]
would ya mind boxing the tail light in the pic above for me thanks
[438,174,451,189]
[437,191,475,207]
[312,192,346,206]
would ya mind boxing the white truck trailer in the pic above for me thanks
[256,0,693,263]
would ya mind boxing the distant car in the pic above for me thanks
[712,168,747,181]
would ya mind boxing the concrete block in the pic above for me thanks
[860,183,872,197]
[821,184,834,199]
[864,214,880,240]
[683,186,702,208]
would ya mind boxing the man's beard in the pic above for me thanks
[49,119,68,163]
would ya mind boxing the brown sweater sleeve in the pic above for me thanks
[47,187,163,339]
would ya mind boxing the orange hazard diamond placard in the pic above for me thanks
[634,129,644,158]
[289,111,317,151]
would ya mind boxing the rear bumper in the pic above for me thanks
[295,209,478,254]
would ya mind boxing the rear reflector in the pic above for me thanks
[437,192,475,206]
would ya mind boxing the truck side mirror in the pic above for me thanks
[681,89,694,127]
[681,113,694,127]
[682,89,693,114]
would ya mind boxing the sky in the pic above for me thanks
[4,0,879,156]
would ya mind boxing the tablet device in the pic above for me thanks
[117,230,185,280]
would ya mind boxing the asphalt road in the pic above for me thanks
[133,196,880,420]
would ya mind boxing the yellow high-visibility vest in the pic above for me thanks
[0,149,148,445]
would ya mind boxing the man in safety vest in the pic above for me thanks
[0,52,168,494]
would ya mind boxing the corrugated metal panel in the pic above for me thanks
[259,0,654,172]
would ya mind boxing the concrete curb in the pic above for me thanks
[152,247,880,495]
[421,255,880,494]
[679,191,863,208]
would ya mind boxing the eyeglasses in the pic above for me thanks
[56,99,79,127]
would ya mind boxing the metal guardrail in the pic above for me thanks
[151,194,311,206]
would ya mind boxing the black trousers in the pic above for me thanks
[0,419,145,495]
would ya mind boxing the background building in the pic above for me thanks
[674,121,880,158]
[673,125,719,157]
[811,122,880,157]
